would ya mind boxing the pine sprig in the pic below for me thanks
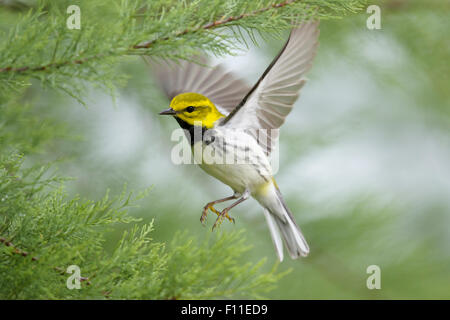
[0,152,280,299]
[0,0,366,101]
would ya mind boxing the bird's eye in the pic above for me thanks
[186,106,195,113]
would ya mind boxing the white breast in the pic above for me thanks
[195,127,273,194]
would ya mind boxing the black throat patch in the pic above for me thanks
[174,117,208,145]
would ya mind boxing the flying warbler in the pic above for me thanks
[150,21,319,261]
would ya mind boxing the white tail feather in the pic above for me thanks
[263,209,284,262]
[262,189,309,261]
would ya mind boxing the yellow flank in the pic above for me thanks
[256,179,275,197]
[170,92,224,128]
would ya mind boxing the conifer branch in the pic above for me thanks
[0,53,107,74]
[0,0,301,75]
[0,237,38,261]
[132,0,299,49]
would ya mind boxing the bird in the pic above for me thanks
[149,21,319,261]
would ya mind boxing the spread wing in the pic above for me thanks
[221,21,320,155]
[144,56,251,115]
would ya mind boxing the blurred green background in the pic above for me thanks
[10,0,450,298]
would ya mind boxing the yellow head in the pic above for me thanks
[159,93,224,129]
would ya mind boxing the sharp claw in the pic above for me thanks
[201,203,218,226]
[200,207,208,225]
[202,203,236,229]
[224,211,234,224]
[211,209,234,231]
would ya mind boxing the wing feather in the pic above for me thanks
[222,21,320,155]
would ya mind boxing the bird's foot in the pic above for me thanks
[223,211,235,224]
[200,202,221,225]
[212,209,234,231]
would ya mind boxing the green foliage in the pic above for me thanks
[0,0,370,300]
[0,143,281,299]
[0,0,366,102]
[0,0,366,300]
[2,0,447,301]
